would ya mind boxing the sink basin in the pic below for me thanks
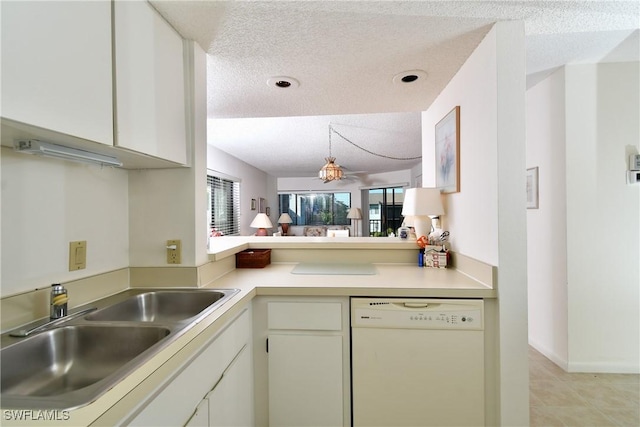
[1,288,239,409]
[85,289,233,323]
[1,325,170,408]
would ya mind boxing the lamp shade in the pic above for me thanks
[401,188,444,217]
[250,213,273,236]
[277,213,292,235]
[277,213,293,224]
[346,207,362,237]
[347,207,362,219]
[401,188,444,239]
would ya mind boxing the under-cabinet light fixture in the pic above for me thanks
[14,140,122,167]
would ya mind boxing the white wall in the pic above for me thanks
[422,22,529,426]
[421,31,499,266]
[0,147,129,296]
[206,144,274,236]
[526,68,569,368]
[565,62,639,373]
[527,62,639,374]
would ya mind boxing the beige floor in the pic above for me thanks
[529,346,640,427]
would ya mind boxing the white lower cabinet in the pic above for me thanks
[206,342,254,427]
[268,334,344,427]
[253,297,350,427]
[130,308,254,427]
[185,400,209,427]
[185,342,254,427]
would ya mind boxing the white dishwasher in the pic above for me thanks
[351,298,485,427]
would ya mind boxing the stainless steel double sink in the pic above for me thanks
[0,288,239,409]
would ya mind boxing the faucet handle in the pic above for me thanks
[50,284,68,320]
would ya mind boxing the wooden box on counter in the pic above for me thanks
[236,249,271,268]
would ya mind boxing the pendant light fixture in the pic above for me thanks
[318,125,344,183]
[318,123,422,183]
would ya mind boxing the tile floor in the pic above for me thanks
[529,346,640,427]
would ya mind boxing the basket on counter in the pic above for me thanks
[235,249,271,268]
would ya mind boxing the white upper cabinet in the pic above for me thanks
[113,1,187,165]
[1,1,114,145]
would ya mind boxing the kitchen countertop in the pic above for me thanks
[207,262,495,298]
[1,257,495,426]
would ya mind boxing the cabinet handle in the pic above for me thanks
[266,338,269,353]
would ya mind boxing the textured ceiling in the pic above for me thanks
[207,112,423,177]
[151,0,640,178]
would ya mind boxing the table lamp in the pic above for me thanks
[277,213,293,236]
[401,188,444,240]
[250,213,273,236]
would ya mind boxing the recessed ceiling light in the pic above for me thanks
[393,70,427,85]
[267,76,300,89]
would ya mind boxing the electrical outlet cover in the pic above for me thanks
[167,239,182,264]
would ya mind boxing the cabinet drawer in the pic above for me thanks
[267,302,342,331]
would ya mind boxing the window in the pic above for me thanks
[278,192,351,226]
[207,174,240,236]
[365,186,404,237]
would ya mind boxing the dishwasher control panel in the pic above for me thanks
[351,298,483,330]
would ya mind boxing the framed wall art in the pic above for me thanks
[251,199,257,210]
[526,167,539,209]
[435,106,460,193]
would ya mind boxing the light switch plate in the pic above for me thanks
[69,240,87,271]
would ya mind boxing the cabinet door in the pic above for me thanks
[1,0,113,145]
[129,309,251,427]
[207,344,254,427]
[184,398,209,427]
[113,0,187,164]
[268,334,343,427]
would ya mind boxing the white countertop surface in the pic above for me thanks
[208,263,494,298]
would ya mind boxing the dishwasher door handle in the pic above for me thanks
[403,303,430,308]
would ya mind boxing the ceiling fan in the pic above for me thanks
[318,124,421,184]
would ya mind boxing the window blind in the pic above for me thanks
[207,175,240,236]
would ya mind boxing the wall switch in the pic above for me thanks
[69,240,87,271]
[167,239,181,264]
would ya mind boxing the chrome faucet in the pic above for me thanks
[9,307,97,338]
[50,283,68,320]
